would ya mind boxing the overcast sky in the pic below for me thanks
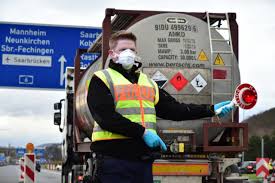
[0,0,274,147]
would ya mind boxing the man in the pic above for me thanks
[87,30,233,183]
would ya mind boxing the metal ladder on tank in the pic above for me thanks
[206,12,235,122]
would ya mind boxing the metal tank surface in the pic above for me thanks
[75,58,102,137]
[75,12,240,151]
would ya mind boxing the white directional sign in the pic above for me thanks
[191,74,207,92]
[58,55,67,86]
[151,70,168,89]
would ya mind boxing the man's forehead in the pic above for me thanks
[116,39,136,48]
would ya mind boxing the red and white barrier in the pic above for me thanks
[24,153,36,183]
[19,157,24,182]
[256,158,269,177]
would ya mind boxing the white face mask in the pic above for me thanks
[115,49,137,70]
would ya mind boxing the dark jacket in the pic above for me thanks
[87,61,215,160]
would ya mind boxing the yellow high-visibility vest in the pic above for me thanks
[91,68,159,142]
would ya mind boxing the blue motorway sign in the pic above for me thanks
[34,148,45,157]
[16,148,45,157]
[16,148,26,157]
[0,155,5,161]
[0,22,101,89]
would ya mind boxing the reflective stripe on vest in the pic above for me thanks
[92,68,159,142]
[93,122,157,132]
[116,107,155,115]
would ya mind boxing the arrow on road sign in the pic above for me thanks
[59,55,67,86]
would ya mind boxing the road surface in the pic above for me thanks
[0,165,61,183]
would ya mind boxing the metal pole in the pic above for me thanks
[261,137,264,158]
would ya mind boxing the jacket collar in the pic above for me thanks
[108,60,142,83]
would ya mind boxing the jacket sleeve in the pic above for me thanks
[155,89,215,121]
[87,75,145,138]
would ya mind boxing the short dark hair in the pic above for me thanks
[109,30,137,49]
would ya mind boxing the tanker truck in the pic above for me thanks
[53,9,248,183]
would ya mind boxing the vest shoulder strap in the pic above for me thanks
[94,69,111,89]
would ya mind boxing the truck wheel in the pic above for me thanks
[224,164,243,183]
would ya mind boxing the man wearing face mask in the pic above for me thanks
[87,30,234,183]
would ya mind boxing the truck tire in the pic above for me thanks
[224,164,243,183]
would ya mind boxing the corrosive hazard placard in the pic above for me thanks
[197,50,208,61]
[151,71,168,89]
[214,54,225,65]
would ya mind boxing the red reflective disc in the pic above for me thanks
[234,83,257,109]
[242,89,256,104]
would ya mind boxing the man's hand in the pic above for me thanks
[214,100,234,117]
[143,130,167,151]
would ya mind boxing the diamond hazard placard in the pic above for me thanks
[151,71,168,89]
[170,72,188,91]
[191,74,207,93]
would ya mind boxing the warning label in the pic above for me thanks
[197,50,208,61]
[170,72,188,91]
[190,74,207,93]
[151,71,168,89]
[214,54,225,65]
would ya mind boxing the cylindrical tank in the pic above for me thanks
[76,12,240,146]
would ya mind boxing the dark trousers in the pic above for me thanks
[94,156,153,183]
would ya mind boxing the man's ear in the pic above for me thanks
[108,50,113,56]
[108,50,118,61]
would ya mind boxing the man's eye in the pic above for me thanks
[119,48,136,53]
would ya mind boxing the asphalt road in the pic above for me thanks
[0,165,61,183]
